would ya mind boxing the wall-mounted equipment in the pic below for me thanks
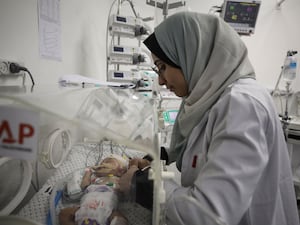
[106,1,153,85]
[108,45,147,65]
[109,15,150,39]
[220,0,261,35]
[108,70,141,82]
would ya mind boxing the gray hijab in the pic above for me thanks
[153,12,255,169]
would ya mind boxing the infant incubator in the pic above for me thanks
[0,84,226,225]
[0,85,162,225]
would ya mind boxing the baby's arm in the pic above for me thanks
[80,168,92,190]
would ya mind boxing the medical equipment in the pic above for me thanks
[111,45,141,56]
[0,81,226,225]
[0,84,163,224]
[109,14,151,39]
[272,51,298,127]
[0,60,28,88]
[108,45,148,65]
[0,157,32,215]
[108,70,141,82]
[220,0,261,35]
[76,88,155,148]
[0,85,93,215]
[162,109,178,125]
[39,128,72,169]
[146,0,186,20]
[106,1,153,85]
[282,51,298,83]
[107,44,153,86]
[282,92,300,145]
[107,70,155,91]
[58,74,135,89]
[272,52,300,186]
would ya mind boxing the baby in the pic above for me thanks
[59,154,129,225]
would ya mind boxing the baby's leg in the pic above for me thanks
[59,206,80,225]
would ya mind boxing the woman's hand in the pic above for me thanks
[117,158,151,195]
[129,158,151,170]
[117,165,139,195]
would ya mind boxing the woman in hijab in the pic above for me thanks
[119,11,299,225]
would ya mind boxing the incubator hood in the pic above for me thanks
[0,84,161,223]
[0,84,226,225]
[0,85,157,156]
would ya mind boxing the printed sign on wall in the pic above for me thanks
[0,106,39,161]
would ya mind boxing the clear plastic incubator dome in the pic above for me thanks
[76,87,156,153]
[0,85,226,225]
[0,85,161,225]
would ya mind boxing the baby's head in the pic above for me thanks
[92,154,129,177]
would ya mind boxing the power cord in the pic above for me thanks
[9,62,35,86]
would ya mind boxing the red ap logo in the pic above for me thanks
[0,120,35,144]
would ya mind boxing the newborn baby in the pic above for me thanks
[59,154,129,225]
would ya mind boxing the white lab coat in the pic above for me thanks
[164,79,300,225]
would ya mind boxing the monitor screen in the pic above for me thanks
[221,0,261,35]
[114,72,124,78]
[163,110,178,124]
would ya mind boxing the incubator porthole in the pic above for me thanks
[0,157,32,215]
[40,129,72,169]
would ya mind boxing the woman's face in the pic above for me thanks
[152,54,188,97]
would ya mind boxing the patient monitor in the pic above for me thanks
[220,0,261,35]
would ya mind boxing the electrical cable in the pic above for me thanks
[84,141,104,167]
[9,63,35,87]
[85,145,95,167]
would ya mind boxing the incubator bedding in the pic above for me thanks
[17,142,152,225]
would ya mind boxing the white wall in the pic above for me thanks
[0,0,157,86]
[242,0,300,91]
[0,0,113,85]
[1,0,300,89]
